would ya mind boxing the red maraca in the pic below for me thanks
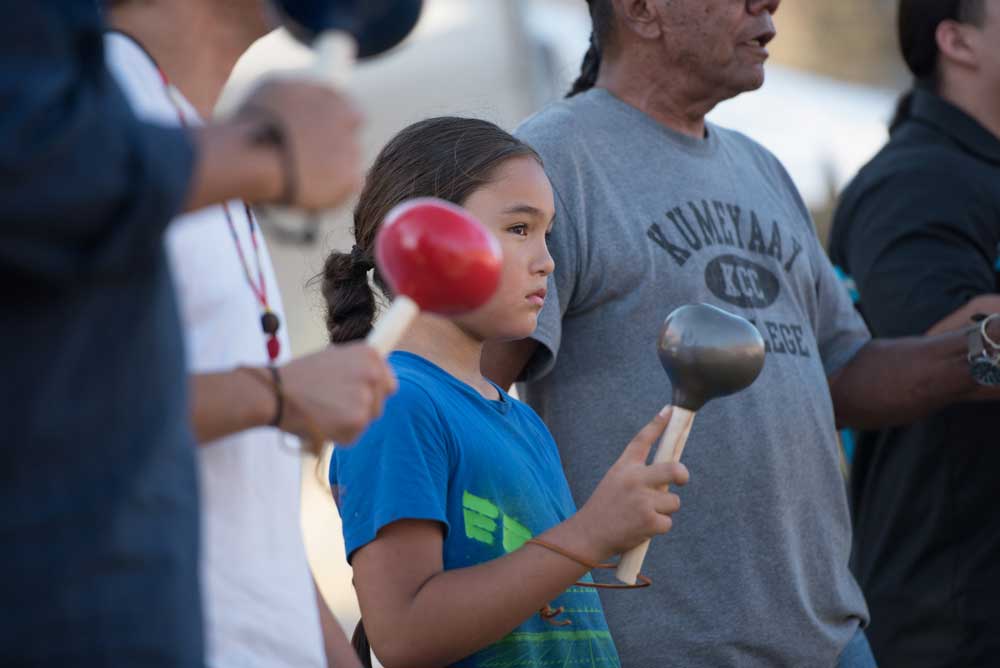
[366,197,503,354]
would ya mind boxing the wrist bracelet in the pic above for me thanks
[241,104,298,206]
[237,366,328,457]
[268,365,284,427]
[526,537,651,628]
[980,313,1000,355]
[967,314,1000,386]
[526,538,653,589]
[237,365,285,428]
[527,538,599,570]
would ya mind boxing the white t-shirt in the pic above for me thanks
[105,33,326,668]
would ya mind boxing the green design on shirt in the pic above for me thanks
[503,514,532,553]
[463,490,533,553]
[463,490,500,546]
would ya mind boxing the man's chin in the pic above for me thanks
[729,71,767,100]
[713,72,766,107]
[742,65,767,92]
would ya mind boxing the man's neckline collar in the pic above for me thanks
[907,87,1000,165]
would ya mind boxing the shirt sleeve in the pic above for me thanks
[0,4,195,285]
[811,232,872,375]
[332,379,452,562]
[838,167,1000,337]
[772,153,871,375]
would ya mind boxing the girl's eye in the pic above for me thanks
[508,224,529,237]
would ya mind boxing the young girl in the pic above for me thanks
[321,117,689,668]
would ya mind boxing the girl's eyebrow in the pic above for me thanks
[501,204,545,218]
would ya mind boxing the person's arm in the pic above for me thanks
[314,586,362,668]
[190,342,397,449]
[0,4,195,285]
[829,317,1000,430]
[829,166,1000,429]
[926,294,1000,335]
[351,410,688,668]
[0,7,362,287]
[186,80,363,213]
[189,369,276,444]
[183,120,282,212]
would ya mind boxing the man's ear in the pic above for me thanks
[936,19,979,70]
[614,0,663,41]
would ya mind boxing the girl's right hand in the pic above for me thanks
[574,407,690,562]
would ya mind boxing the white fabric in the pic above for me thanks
[105,33,326,668]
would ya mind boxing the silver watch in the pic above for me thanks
[968,313,1000,386]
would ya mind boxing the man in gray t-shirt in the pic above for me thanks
[483,1,1000,666]
[515,87,870,667]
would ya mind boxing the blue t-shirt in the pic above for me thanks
[333,351,620,667]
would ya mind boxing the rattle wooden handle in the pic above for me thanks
[313,31,357,88]
[366,296,420,356]
[615,407,695,584]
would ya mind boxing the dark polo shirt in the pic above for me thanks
[0,3,202,666]
[830,88,1000,668]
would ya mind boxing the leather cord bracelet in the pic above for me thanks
[526,538,652,589]
[526,537,652,627]
[236,366,325,456]
[240,104,299,206]
[267,365,284,427]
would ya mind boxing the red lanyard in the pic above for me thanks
[157,66,282,363]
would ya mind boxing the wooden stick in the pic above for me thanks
[313,31,357,87]
[615,406,695,585]
[366,295,420,356]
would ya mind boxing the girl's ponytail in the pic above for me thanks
[321,246,377,344]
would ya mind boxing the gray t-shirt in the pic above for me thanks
[515,88,870,667]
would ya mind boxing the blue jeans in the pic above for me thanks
[837,628,877,668]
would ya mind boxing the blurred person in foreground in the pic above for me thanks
[0,2,391,666]
[830,0,1000,665]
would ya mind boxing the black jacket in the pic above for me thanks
[0,3,202,665]
[830,87,1000,668]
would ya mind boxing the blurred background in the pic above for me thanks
[223,0,907,649]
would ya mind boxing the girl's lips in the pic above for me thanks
[527,288,547,307]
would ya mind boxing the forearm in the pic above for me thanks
[189,369,275,444]
[314,587,362,668]
[184,120,283,211]
[927,295,1000,335]
[831,331,1000,429]
[362,518,599,668]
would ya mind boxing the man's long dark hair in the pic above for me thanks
[567,0,615,97]
[891,0,986,130]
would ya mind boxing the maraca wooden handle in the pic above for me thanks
[313,31,358,88]
[366,296,420,356]
[616,406,695,585]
